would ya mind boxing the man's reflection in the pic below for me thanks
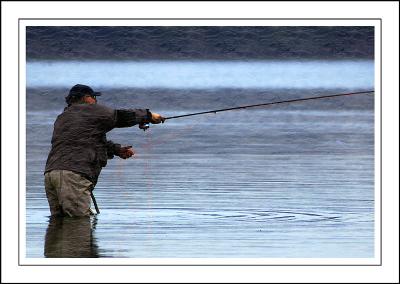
[44,216,99,258]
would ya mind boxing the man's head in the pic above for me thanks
[65,84,101,106]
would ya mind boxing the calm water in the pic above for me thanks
[25,60,375,258]
[26,108,375,258]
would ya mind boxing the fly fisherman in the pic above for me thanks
[44,84,165,217]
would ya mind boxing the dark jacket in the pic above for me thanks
[45,103,151,184]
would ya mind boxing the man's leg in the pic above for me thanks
[59,170,94,217]
[44,171,63,216]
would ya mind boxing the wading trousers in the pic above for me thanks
[44,170,94,217]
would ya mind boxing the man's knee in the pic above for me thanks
[61,198,93,217]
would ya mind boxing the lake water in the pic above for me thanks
[25,60,375,259]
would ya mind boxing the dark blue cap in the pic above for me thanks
[68,84,102,97]
[65,84,101,104]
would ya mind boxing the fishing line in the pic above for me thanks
[143,128,155,238]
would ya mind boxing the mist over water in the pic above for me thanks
[26,60,374,89]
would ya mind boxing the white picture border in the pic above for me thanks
[19,18,381,267]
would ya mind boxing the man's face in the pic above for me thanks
[83,95,97,104]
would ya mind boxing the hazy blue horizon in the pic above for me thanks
[26,59,374,90]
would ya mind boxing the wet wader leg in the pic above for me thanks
[58,170,94,217]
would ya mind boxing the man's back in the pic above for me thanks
[45,103,116,182]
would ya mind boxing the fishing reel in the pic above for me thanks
[139,123,150,131]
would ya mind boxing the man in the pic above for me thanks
[44,84,164,217]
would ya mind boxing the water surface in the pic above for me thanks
[26,105,375,258]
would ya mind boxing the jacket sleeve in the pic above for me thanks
[106,140,121,159]
[114,109,152,128]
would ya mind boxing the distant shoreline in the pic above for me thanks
[26,26,374,60]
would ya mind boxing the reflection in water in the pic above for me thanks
[44,216,99,258]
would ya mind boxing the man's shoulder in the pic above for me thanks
[61,104,116,122]
[70,103,115,114]
[90,103,115,112]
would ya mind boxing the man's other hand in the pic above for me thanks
[117,146,135,159]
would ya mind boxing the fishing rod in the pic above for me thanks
[163,90,374,120]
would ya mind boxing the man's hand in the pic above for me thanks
[150,112,165,124]
[117,146,135,159]
[139,123,149,131]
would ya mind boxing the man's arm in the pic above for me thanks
[106,140,121,159]
[106,140,134,159]
[114,109,165,128]
[114,109,152,128]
